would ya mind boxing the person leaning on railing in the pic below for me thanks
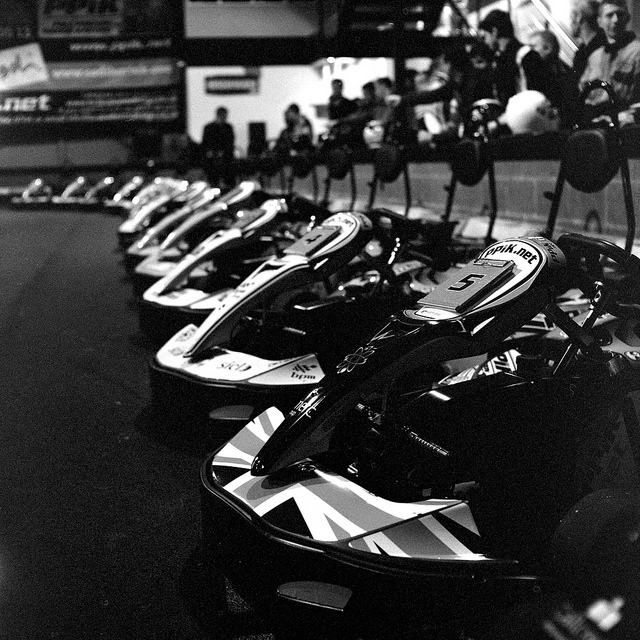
[579,0,640,125]
[570,0,607,81]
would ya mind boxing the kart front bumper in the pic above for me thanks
[199,454,547,637]
[149,355,316,427]
[139,302,209,346]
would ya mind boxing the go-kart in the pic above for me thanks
[49,175,94,208]
[117,178,209,248]
[129,180,269,295]
[11,177,55,208]
[150,208,447,425]
[123,185,222,272]
[102,175,146,215]
[44,175,122,211]
[58,175,120,212]
[199,233,640,639]
[139,194,332,344]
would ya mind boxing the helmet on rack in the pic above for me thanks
[504,90,560,134]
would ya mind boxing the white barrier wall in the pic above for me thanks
[288,158,640,240]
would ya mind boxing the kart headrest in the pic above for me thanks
[260,149,283,178]
[450,137,489,187]
[327,147,351,180]
[291,149,315,179]
[375,142,405,183]
[562,127,621,193]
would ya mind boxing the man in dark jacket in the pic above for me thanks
[201,106,235,189]
[570,0,607,80]
[478,9,546,106]
[328,79,357,120]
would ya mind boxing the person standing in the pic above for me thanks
[579,0,640,125]
[570,0,606,80]
[201,106,236,189]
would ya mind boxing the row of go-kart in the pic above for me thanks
[109,83,639,639]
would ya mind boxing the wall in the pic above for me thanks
[0,138,131,184]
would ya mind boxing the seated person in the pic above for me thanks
[389,44,495,144]
[331,80,384,147]
[328,79,357,120]
[274,103,314,157]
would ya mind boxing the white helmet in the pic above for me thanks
[363,120,385,149]
[504,90,560,134]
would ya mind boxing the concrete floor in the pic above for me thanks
[0,206,273,640]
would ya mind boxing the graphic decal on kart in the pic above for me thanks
[211,409,487,556]
[157,325,325,384]
[335,321,422,375]
[332,236,547,377]
[348,505,482,558]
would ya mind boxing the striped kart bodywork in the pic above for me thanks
[209,408,490,560]
[156,324,325,386]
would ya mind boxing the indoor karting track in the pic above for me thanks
[0,206,273,640]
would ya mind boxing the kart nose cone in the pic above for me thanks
[251,453,267,476]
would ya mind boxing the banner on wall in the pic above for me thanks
[0,0,183,137]
[38,0,125,39]
[0,88,179,126]
[205,70,260,95]
[0,1,179,59]
[0,55,180,129]
[0,43,49,90]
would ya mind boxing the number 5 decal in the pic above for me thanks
[447,273,485,292]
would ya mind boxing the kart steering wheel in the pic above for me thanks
[557,233,640,273]
[556,233,640,298]
[552,233,640,372]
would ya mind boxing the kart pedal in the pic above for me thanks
[208,405,254,422]
[276,581,352,612]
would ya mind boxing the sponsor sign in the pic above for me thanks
[0,87,179,125]
[0,2,183,134]
[0,43,49,90]
[205,74,259,96]
[38,0,125,39]
[22,57,177,91]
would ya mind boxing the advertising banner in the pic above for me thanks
[0,42,49,90]
[0,0,183,138]
[38,0,125,39]
[0,55,180,135]
[0,87,179,126]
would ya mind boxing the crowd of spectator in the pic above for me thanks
[197,0,640,189]
[324,0,640,149]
